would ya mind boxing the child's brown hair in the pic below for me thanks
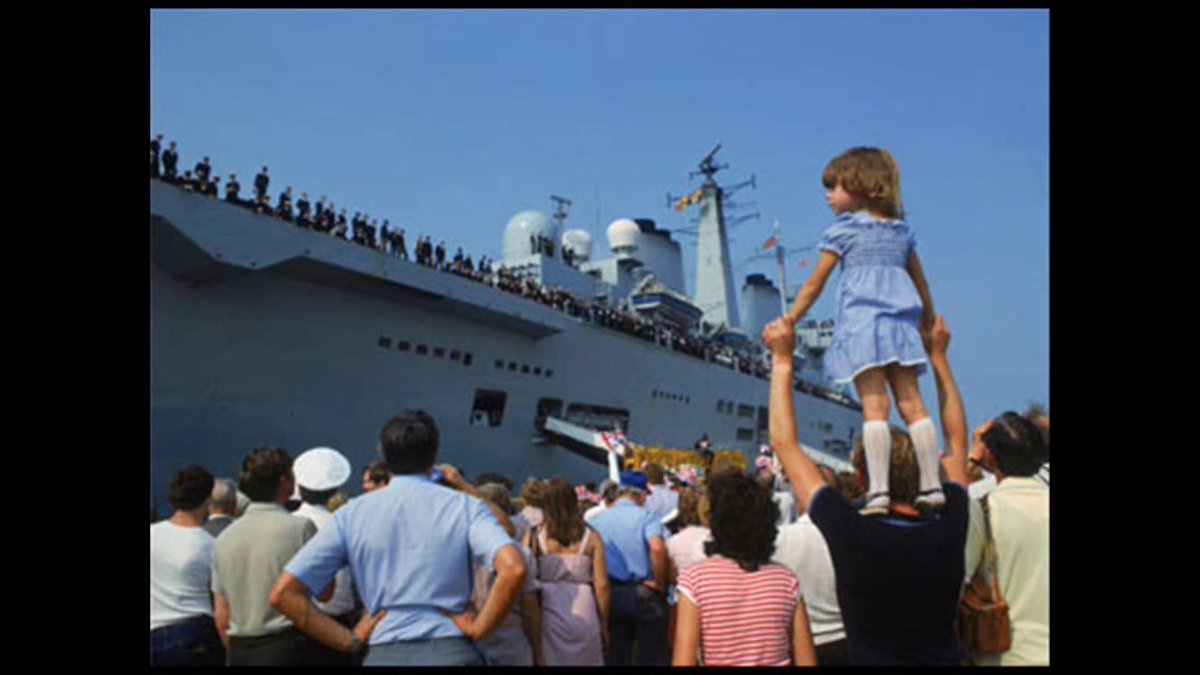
[822,147,905,219]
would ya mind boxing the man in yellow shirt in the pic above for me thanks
[963,412,1049,666]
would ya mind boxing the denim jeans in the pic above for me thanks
[362,637,487,667]
[149,615,224,666]
[607,582,669,666]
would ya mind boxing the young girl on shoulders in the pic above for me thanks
[784,147,941,515]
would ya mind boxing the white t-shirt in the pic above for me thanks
[771,513,844,646]
[583,502,607,523]
[294,503,357,616]
[667,525,711,574]
[150,520,216,630]
[773,489,797,527]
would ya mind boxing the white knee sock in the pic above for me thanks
[909,416,942,495]
[862,420,892,499]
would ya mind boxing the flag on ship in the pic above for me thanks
[600,429,630,456]
[675,189,703,212]
[762,234,778,251]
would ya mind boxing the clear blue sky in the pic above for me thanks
[151,9,1048,429]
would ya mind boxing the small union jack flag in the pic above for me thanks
[600,430,629,457]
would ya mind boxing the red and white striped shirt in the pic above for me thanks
[677,555,801,666]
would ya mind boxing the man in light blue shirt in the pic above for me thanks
[642,463,680,522]
[269,410,527,666]
[588,470,670,666]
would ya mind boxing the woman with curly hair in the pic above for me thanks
[672,472,817,666]
[525,477,610,666]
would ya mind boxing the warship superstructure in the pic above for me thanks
[149,147,862,509]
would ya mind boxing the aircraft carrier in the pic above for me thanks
[149,146,862,510]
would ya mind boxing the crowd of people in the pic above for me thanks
[151,141,1047,666]
[151,136,857,410]
[149,310,1048,666]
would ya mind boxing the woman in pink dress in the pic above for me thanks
[525,477,610,666]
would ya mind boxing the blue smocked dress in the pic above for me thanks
[820,211,928,385]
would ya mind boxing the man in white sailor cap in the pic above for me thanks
[292,446,360,665]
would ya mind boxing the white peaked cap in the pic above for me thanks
[293,446,352,491]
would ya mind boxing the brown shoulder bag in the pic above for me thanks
[958,494,1012,657]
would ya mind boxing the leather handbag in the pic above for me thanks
[957,495,1012,656]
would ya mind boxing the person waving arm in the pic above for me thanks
[921,316,968,487]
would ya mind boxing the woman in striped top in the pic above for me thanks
[673,472,817,666]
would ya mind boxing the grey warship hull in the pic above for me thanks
[150,180,861,509]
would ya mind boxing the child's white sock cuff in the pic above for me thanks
[909,416,942,493]
[909,417,934,433]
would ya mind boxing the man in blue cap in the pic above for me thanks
[587,470,669,666]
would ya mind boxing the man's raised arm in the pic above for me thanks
[764,319,828,512]
[922,315,968,487]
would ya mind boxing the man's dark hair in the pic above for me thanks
[169,466,215,511]
[704,471,779,572]
[983,412,1048,477]
[238,446,293,502]
[365,460,391,487]
[299,486,337,506]
[380,410,439,475]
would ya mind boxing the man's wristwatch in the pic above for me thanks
[348,633,361,653]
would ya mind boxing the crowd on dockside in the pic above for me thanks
[150,135,856,408]
[150,313,1049,666]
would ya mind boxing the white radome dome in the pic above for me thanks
[562,229,593,262]
[503,210,556,262]
[607,218,640,251]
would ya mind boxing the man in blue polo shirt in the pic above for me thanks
[588,470,670,666]
[269,410,526,666]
